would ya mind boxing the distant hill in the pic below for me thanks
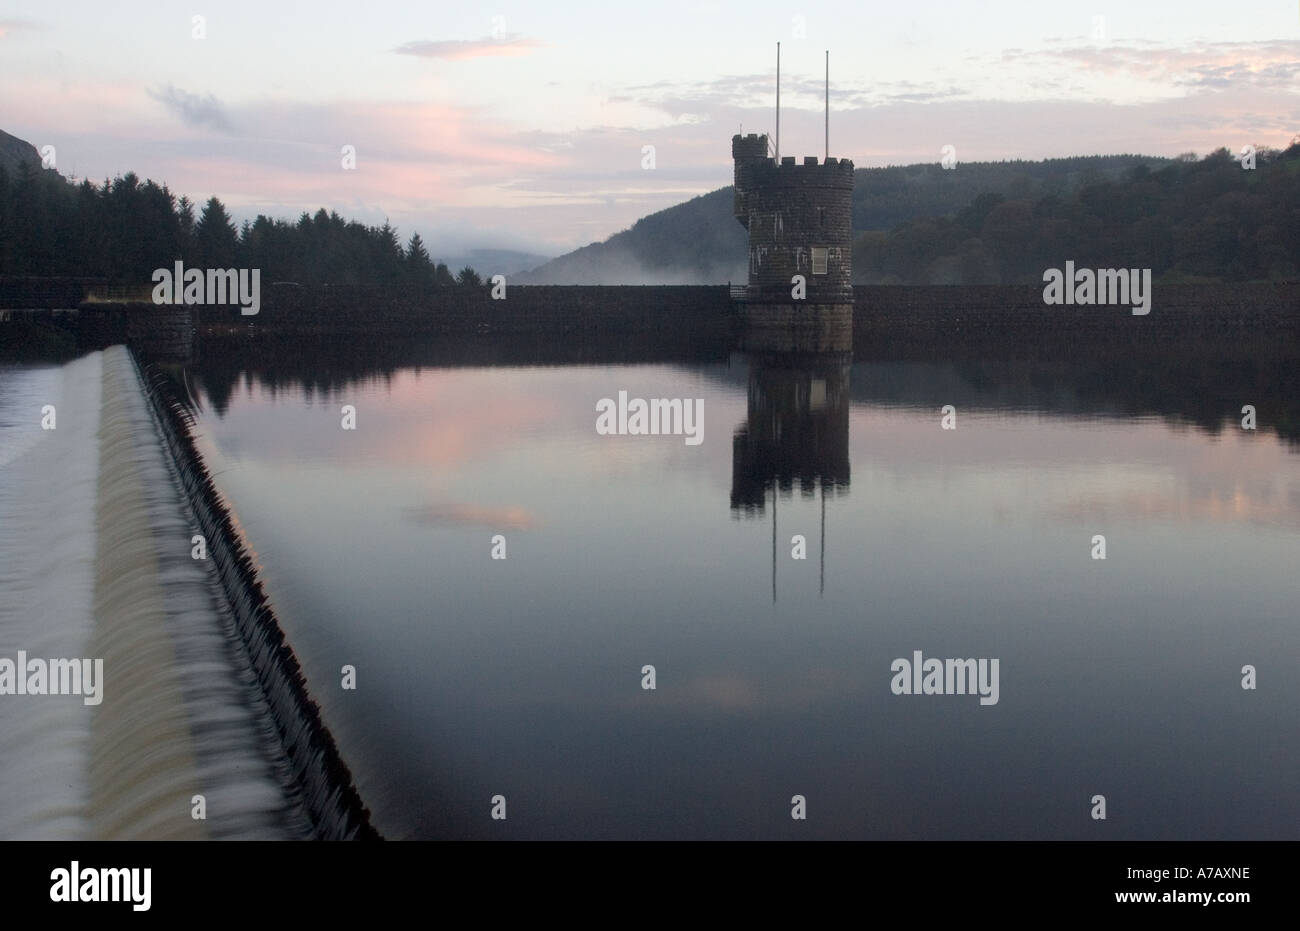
[0,129,51,176]
[516,188,748,285]
[442,248,552,278]
[518,155,1173,284]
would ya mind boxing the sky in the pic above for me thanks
[2,1,1298,260]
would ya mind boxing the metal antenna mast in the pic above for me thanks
[775,41,781,163]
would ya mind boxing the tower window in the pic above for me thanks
[818,207,826,226]
[811,247,828,275]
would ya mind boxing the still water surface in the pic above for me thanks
[183,350,1300,839]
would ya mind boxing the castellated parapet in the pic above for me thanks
[732,133,854,351]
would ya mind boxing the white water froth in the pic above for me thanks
[0,354,101,838]
[0,349,311,839]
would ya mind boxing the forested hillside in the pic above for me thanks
[516,188,747,284]
[0,134,485,289]
[857,144,1300,284]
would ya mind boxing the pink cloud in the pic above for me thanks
[0,18,39,39]
[394,37,545,60]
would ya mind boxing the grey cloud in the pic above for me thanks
[147,84,233,132]
[614,71,976,118]
[1003,39,1300,93]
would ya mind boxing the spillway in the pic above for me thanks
[0,346,371,840]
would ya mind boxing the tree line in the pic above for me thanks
[0,161,484,289]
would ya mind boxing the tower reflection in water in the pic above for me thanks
[731,351,851,601]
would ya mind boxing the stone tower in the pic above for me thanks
[732,133,854,351]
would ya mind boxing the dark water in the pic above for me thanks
[179,343,1300,839]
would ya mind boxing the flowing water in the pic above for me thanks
[0,349,310,839]
[167,344,1300,840]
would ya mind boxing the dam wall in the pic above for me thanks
[205,283,735,336]
[184,282,1300,359]
[138,358,380,840]
[0,348,313,839]
[3,280,1298,362]
[851,283,1300,359]
[0,276,104,310]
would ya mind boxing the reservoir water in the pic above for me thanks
[159,345,1300,838]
